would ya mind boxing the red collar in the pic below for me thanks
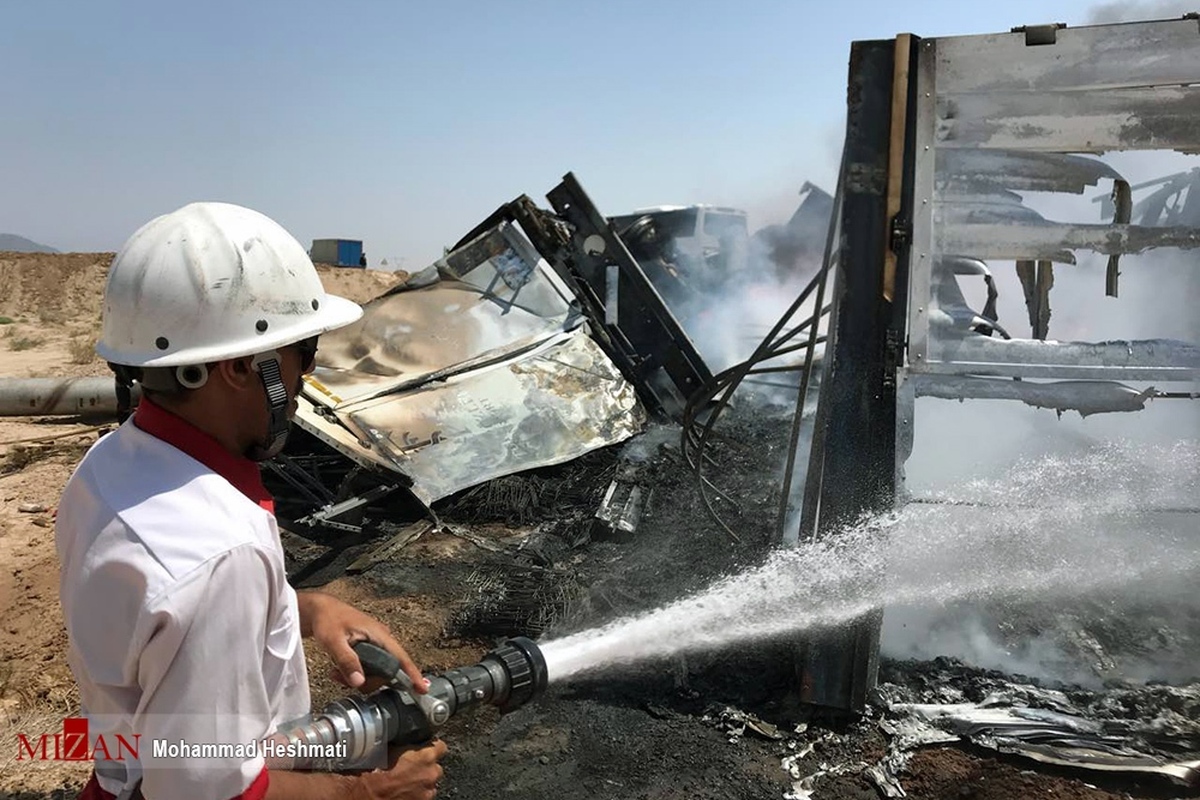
[133,396,275,514]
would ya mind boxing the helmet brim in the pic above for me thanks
[96,293,365,368]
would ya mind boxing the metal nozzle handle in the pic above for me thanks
[354,640,405,685]
[352,640,451,730]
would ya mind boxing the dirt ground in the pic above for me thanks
[0,252,1196,800]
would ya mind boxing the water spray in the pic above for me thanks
[534,441,1200,686]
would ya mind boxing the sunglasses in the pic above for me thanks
[292,336,319,372]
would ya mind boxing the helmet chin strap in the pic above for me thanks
[247,352,291,462]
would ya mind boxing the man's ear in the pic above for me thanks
[211,357,258,391]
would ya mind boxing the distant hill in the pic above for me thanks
[0,234,58,253]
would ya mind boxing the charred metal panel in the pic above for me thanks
[933,18,1200,95]
[936,86,1200,152]
[921,337,1200,382]
[794,35,917,713]
[341,330,645,506]
[936,150,1123,194]
[912,375,1159,416]
[937,222,1200,262]
[541,173,714,419]
[309,222,578,408]
[293,219,647,508]
[905,16,1200,398]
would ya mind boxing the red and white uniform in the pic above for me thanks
[55,398,310,800]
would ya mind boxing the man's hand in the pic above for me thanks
[351,740,448,800]
[295,591,428,693]
[267,739,448,800]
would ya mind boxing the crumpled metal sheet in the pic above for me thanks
[307,221,579,408]
[706,705,786,743]
[295,220,646,506]
[337,329,645,506]
[863,751,910,799]
[886,695,1200,787]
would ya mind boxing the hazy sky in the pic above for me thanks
[0,0,1188,269]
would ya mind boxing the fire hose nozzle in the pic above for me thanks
[272,637,548,771]
[350,640,452,726]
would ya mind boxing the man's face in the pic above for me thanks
[245,337,317,460]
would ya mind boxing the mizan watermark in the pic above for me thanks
[16,718,138,763]
[15,717,349,769]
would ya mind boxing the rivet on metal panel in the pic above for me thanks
[918,307,924,313]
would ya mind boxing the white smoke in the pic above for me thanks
[1086,0,1196,23]
[668,203,828,378]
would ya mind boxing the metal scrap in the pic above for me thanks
[879,684,1200,788]
[295,216,648,511]
[1015,259,1054,340]
[590,459,654,541]
[912,376,1162,417]
[345,520,433,574]
[702,705,788,744]
[863,751,909,799]
[591,480,646,540]
[274,173,753,541]
[781,757,873,800]
[440,523,512,553]
[445,559,580,639]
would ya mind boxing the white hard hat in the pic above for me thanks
[97,202,363,368]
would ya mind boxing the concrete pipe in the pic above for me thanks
[0,377,140,417]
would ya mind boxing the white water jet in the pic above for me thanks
[539,440,1200,683]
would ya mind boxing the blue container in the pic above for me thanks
[338,240,363,267]
[311,239,365,267]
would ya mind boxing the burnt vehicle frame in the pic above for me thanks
[783,16,1200,715]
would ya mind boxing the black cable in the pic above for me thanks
[677,150,847,542]
[679,252,838,538]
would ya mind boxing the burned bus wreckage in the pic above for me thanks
[772,16,1200,792]
[256,170,833,551]
[271,175,712,539]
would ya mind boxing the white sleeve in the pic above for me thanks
[133,543,277,800]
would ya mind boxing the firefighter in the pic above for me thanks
[55,202,447,800]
